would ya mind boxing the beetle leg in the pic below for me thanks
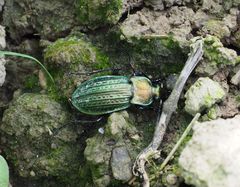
[52,116,104,136]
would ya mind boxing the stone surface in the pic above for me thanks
[0,93,82,184]
[179,115,240,187]
[0,25,6,49]
[184,77,226,116]
[44,35,110,98]
[84,111,139,186]
[0,25,6,86]
[75,0,123,29]
[0,58,6,86]
[3,0,75,41]
[120,6,194,43]
[196,35,240,76]
[111,146,132,181]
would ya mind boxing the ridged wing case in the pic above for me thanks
[71,76,132,115]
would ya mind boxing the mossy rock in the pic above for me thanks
[0,93,82,185]
[83,111,141,186]
[105,30,187,76]
[196,35,240,75]
[3,0,75,41]
[44,35,110,98]
[75,0,123,29]
[184,77,226,116]
[202,20,230,39]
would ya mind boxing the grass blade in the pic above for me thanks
[0,51,55,85]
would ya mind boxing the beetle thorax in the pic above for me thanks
[130,76,159,106]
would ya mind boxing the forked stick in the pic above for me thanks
[132,39,204,187]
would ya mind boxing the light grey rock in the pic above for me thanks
[0,25,6,86]
[0,58,6,86]
[179,115,240,187]
[184,77,225,116]
[0,25,6,49]
[111,146,132,181]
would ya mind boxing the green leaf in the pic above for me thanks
[0,155,9,187]
[0,51,55,85]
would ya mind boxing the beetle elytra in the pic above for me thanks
[71,75,160,115]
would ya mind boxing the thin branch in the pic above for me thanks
[132,39,204,187]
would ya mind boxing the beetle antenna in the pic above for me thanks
[67,68,122,76]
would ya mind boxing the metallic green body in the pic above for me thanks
[71,76,132,115]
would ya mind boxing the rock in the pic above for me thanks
[0,25,6,86]
[120,6,194,43]
[231,67,240,86]
[84,111,139,186]
[144,0,164,10]
[111,146,132,181]
[122,0,143,13]
[0,58,6,86]
[179,115,240,187]
[184,77,226,116]
[0,25,6,49]
[44,35,110,98]
[201,20,231,39]
[0,93,82,184]
[196,35,240,76]
[75,0,123,29]
[3,0,75,40]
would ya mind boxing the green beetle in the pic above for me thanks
[71,75,160,115]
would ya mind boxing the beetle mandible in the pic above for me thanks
[71,75,160,115]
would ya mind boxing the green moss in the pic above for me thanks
[207,106,218,120]
[204,20,230,39]
[44,36,111,98]
[203,35,239,66]
[24,74,41,91]
[112,34,186,75]
[235,95,240,107]
[45,36,110,69]
[75,0,123,28]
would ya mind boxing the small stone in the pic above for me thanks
[179,115,240,187]
[30,170,35,177]
[184,77,225,116]
[166,173,178,185]
[111,146,132,181]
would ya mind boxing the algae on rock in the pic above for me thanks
[75,0,123,29]
[84,111,140,186]
[184,77,226,116]
[0,93,82,185]
[196,35,240,76]
[44,35,110,98]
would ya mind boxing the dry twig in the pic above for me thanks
[132,39,204,187]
